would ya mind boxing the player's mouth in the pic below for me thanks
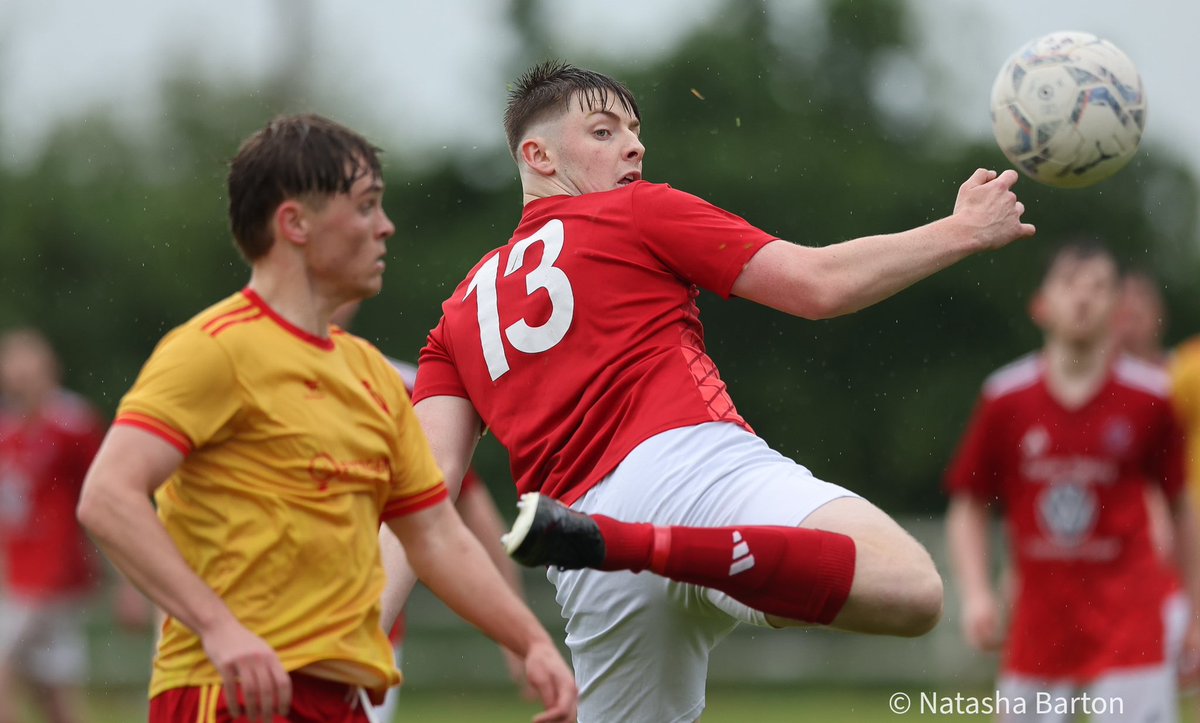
[616,171,641,187]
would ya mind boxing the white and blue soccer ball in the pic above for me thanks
[990,31,1147,189]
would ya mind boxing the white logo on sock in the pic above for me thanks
[729,530,755,576]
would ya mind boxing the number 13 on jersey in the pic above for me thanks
[464,219,576,381]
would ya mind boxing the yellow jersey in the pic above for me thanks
[115,289,445,699]
[1172,337,1200,506]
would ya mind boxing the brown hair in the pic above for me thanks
[503,61,640,161]
[1040,238,1118,286]
[227,114,383,261]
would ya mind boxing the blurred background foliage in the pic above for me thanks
[1,0,1196,515]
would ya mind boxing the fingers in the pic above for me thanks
[525,652,578,723]
[224,660,291,722]
[990,168,1020,189]
[221,669,242,720]
[272,665,293,717]
[239,662,269,721]
[960,168,997,191]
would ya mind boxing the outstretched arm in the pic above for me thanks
[946,494,1003,651]
[379,395,483,629]
[78,426,290,720]
[388,500,576,723]
[1169,491,1200,686]
[731,169,1036,319]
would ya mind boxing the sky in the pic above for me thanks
[1,0,1196,188]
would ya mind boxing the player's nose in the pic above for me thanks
[625,133,644,161]
[378,210,396,239]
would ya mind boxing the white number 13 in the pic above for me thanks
[465,219,575,381]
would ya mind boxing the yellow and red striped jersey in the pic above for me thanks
[115,289,445,699]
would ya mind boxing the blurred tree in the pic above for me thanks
[0,0,1194,514]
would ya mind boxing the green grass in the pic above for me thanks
[55,683,1200,722]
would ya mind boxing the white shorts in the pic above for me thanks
[547,422,858,723]
[996,592,1189,723]
[0,595,88,685]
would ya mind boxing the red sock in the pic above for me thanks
[592,516,856,625]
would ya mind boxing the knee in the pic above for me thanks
[891,561,943,637]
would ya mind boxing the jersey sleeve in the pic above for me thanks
[413,316,468,404]
[631,183,778,299]
[944,396,1002,502]
[114,327,241,455]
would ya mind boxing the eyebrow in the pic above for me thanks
[588,109,641,133]
[356,178,385,196]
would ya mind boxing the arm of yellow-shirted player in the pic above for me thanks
[77,425,292,722]
[388,501,577,723]
[1169,490,1200,687]
[457,480,537,698]
[731,169,1035,320]
[945,495,1004,652]
[379,395,483,630]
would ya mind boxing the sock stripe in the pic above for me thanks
[650,526,672,574]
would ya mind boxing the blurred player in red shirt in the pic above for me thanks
[946,241,1200,721]
[381,61,1036,722]
[0,328,103,723]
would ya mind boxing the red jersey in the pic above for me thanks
[415,182,776,504]
[0,391,104,599]
[946,353,1185,680]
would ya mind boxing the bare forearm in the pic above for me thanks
[946,497,995,602]
[393,505,552,656]
[378,526,418,630]
[809,218,978,317]
[459,486,526,597]
[733,169,1033,319]
[1171,495,1200,616]
[737,219,976,320]
[78,482,236,637]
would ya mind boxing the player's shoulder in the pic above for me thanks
[144,292,252,363]
[1171,336,1200,370]
[42,390,101,434]
[1111,353,1171,399]
[981,353,1042,400]
[188,290,263,338]
[333,329,386,365]
[386,358,418,391]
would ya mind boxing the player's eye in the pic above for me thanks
[593,128,611,139]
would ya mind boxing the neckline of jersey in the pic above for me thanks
[523,180,645,213]
[240,288,336,352]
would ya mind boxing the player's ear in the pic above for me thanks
[520,137,555,177]
[275,200,309,247]
[1028,291,1048,327]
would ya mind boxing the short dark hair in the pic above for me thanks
[1040,237,1118,286]
[227,114,383,261]
[503,61,641,161]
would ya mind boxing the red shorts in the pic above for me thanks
[149,672,372,723]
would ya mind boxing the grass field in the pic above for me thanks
[50,684,1200,722]
[39,685,932,722]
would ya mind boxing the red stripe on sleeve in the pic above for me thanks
[114,413,193,456]
[380,482,449,522]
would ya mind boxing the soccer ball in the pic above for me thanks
[990,31,1147,189]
